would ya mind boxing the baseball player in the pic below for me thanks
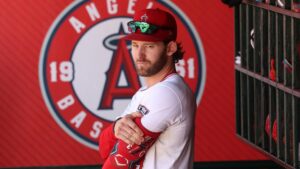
[99,8,196,169]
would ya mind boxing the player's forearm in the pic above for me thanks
[104,117,161,168]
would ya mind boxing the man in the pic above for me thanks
[99,8,196,169]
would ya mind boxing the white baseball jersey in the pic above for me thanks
[122,73,196,169]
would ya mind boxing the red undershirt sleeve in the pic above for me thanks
[99,123,118,160]
[102,117,161,169]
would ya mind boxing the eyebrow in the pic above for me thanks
[144,42,155,45]
[131,42,156,46]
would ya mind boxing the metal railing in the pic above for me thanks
[235,0,300,168]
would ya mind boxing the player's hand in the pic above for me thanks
[114,112,144,145]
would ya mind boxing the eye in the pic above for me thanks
[131,43,138,48]
[145,44,154,48]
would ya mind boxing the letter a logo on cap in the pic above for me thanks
[141,14,148,22]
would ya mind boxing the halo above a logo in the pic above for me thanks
[39,0,206,150]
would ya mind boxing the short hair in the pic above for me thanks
[164,41,185,63]
[173,42,184,63]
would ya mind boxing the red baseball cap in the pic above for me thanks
[124,8,177,42]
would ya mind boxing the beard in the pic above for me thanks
[134,52,168,77]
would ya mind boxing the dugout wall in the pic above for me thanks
[0,0,283,168]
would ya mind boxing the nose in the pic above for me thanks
[137,46,146,60]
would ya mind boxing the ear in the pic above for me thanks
[166,41,177,57]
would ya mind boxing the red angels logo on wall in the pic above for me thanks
[39,0,206,150]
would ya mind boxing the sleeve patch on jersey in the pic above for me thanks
[137,104,149,115]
